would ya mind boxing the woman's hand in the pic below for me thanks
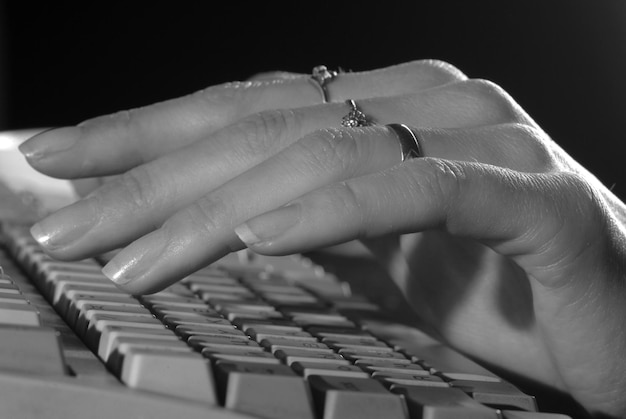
[19,60,626,417]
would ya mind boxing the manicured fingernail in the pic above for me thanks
[102,230,168,286]
[235,203,301,247]
[30,198,97,250]
[18,127,80,160]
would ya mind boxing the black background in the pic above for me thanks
[2,1,626,197]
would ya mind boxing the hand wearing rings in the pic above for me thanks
[21,60,626,418]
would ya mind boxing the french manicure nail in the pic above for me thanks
[18,126,81,160]
[235,203,301,247]
[30,198,97,250]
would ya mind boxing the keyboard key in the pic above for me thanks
[75,305,154,336]
[84,313,165,350]
[97,325,178,360]
[274,348,350,366]
[440,372,502,382]
[339,348,409,362]
[391,386,499,419]
[307,325,372,338]
[202,348,281,364]
[0,302,41,326]
[501,411,572,419]
[0,325,67,375]
[175,325,243,340]
[373,371,449,387]
[449,379,538,411]
[291,361,370,379]
[260,337,333,353]
[121,347,218,405]
[107,336,191,375]
[357,360,426,372]
[215,360,316,419]
[249,329,316,342]
[308,375,408,419]
[187,334,260,351]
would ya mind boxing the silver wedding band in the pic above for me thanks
[386,124,423,161]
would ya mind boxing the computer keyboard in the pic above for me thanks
[0,130,572,419]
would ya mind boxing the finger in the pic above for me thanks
[236,158,609,293]
[98,125,410,294]
[19,59,467,179]
[246,70,302,81]
[417,123,556,173]
[31,81,531,261]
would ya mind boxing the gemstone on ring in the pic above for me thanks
[310,65,338,103]
[341,99,373,128]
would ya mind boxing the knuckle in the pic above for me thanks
[414,59,468,81]
[294,128,360,176]
[79,108,137,137]
[81,108,132,128]
[502,123,558,171]
[247,70,299,81]
[192,80,263,116]
[406,158,467,233]
[116,166,157,210]
[330,181,367,235]
[558,172,607,226]
[463,78,524,123]
[423,157,466,198]
[467,78,506,97]
[536,172,612,265]
[230,109,300,156]
[178,192,233,235]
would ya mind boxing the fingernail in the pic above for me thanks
[30,198,97,250]
[18,127,81,160]
[102,229,168,286]
[235,203,301,247]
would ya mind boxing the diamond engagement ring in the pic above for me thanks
[341,99,373,128]
[310,65,338,103]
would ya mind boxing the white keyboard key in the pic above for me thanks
[84,314,165,350]
[374,372,450,387]
[0,302,41,326]
[450,379,538,411]
[121,347,218,405]
[501,411,572,419]
[98,327,181,361]
[291,361,370,379]
[308,375,408,419]
[392,386,499,419]
[216,361,315,419]
[0,325,67,375]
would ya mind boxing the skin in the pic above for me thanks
[19,60,626,417]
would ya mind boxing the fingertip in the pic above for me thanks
[234,203,301,250]
[234,223,261,247]
[18,126,81,161]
